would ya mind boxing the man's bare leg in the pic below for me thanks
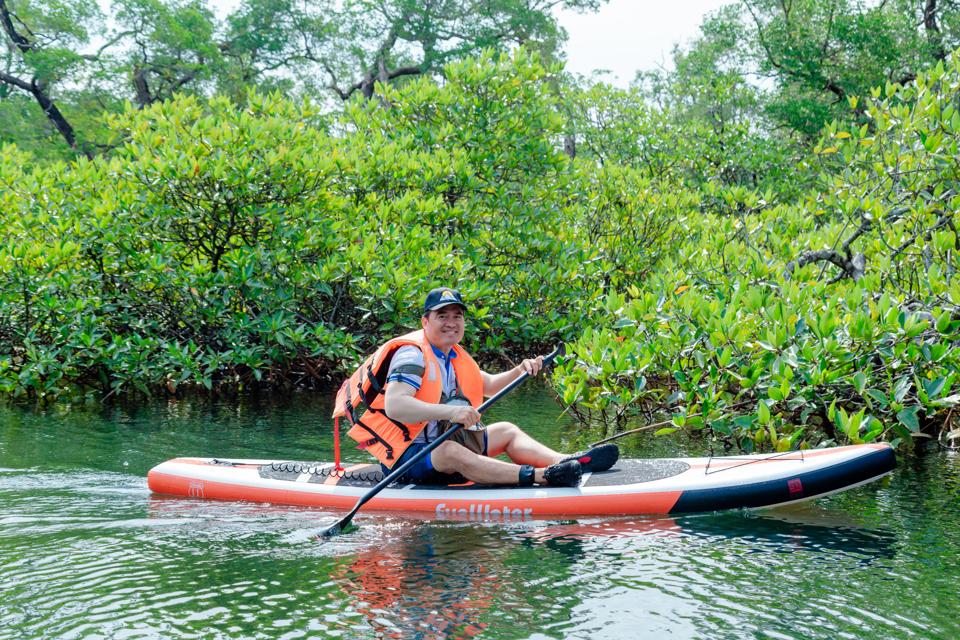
[430,439,558,485]
[484,421,564,467]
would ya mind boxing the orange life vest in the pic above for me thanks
[332,330,484,467]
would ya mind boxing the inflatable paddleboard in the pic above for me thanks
[147,444,895,517]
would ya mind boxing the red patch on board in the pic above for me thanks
[787,478,803,496]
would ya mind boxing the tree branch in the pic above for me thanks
[81,30,137,61]
[0,0,32,54]
[315,56,364,100]
[744,1,784,71]
[841,217,873,256]
[0,68,30,91]
[787,249,866,281]
[386,65,422,80]
[891,210,953,260]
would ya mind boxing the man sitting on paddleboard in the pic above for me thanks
[334,287,618,487]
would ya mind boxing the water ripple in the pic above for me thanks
[2,398,960,639]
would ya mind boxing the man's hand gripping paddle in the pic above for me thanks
[321,344,565,538]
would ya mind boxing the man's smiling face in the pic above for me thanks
[421,305,465,353]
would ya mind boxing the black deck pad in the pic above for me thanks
[256,458,690,489]
[584,459,690,487]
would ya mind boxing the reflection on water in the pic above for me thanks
[1,394,959,639]
[520,507,898,566]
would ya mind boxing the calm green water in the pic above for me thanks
[1,385,958,639]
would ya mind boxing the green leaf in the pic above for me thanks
[923,377,946,399]
[846,409,863,440]
[894,377,912,403]
[853,372,867,394]
[931,394,960,407]
[897,406,921,433]
[866,389,889,407]
[757,401,770,425]
[711,420,732,435]
[936,311,952,333]
[718,346,732,367]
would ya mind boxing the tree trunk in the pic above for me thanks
[0,0,89,157]
[563,134,576,160]
[923,0,946,61]
[133,67,153,107]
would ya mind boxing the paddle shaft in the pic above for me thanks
[324,344,564,536]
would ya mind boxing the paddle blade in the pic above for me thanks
[319,517,357,539]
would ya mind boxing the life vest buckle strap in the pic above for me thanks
[358,361,412,443]
[364,405,412,442]
[354,418,394,460]
[385,413,412,442]
[347,371,410,447]
[356,380,373,413]
[344,385,360,426]
[366,364,383,396]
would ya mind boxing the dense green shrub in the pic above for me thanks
[3,47,960,454]
[0,51,679,399]
[554,53,960,451]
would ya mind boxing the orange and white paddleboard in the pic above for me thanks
[147,444,895,518]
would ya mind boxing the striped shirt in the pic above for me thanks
[386,344,460,443]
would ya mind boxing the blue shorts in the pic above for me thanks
[382,431,489,485]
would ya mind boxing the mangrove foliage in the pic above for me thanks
[3,0,960,453]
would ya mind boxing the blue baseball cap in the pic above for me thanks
[423,287,467,314]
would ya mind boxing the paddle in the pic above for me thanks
[321,343,565,538]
